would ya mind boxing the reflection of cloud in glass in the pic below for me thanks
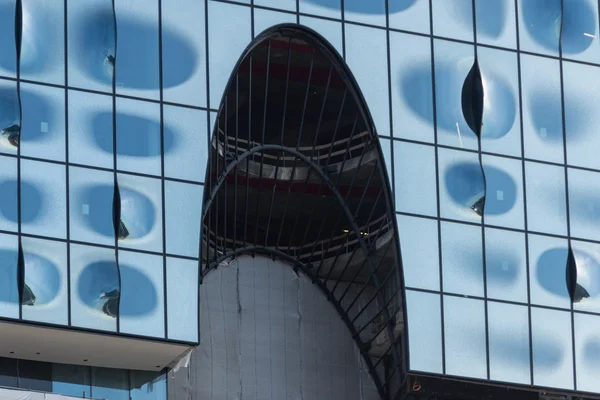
[401,63,516,140]
[305,0,416,14]
[24,251,61,306]
[72,11,198,89]
[0,180,43,223]
[522,0,595,54]
[92,112,176,157]
[494,335,562,370]
[120,187,155,240]
[78,261,157,316]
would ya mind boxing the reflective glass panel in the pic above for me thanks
[118,250,164,338]
[20,83,65,162]
[163,104,208,183]
[432,0,473,41]
[255,0,295,11]
[115,98,161,176]
[0,155,18,232]
[390,31,434,143]
[52,363,91,398]
[574,312,600,393]
[68,90,114,169]
[520,54,563,164]
[298,17,343,56]
[91,367,129,400]
[299,0,341,20]
[443,296,487,379]
[0,79,19,156]
[481,154,524,230]
[130,370,166,400]
[0,233,18,319]
[517,0,560,56]
[69,166,115,246]
[114,0,159,100]
[0,0,16,78]
[531,307,574,390]
[485,228,527,303]
[344,25,389,137]
[389,0,430,35]
[568,168,600,242]
[117,173,162,253]
[393,141,436,217]
[406,290,442,373]
[70,244,118,332]
[21,237,68,325]
[254,9,296,36]
[165,181,202,258]
[67,0,115,92]
[161,0,206,107]
[441,221,483,297]
[524,161,567,236]
[398,215,440,291]
[344,0,386,26]
[528,233,570,309]
[561,0,600,63]
[475,0,516,49]
[488,302,530,385]
[20,159,67,239]
[571,240,600,314]
[166,257,198,342]
[20,0,65,85]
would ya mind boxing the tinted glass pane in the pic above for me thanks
[18,360,52,392]
[52,363,92,398]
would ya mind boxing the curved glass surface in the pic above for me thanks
[0,233,19,319]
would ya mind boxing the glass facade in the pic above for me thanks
[2,0,600,398]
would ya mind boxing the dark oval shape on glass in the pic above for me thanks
[0,180,43,223]
[461,59,484,138]
[305,0,416,14]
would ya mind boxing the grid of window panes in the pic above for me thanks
[190,0,599,395]
[0,0,201,343]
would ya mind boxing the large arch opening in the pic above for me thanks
[201,25,405,399]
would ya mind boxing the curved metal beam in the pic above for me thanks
[202,144,402,388]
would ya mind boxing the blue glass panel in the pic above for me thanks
[91,367,129,400]
[116,98,161,176]
[0,79,19,156]
[379,138,393,201]
[406,290,442,373]
[444,296,486,379]
[398,215,439,290]
[478,47,520,157]
[208,1,251,108]
[117,173,163,253]
[0,0,16,78]
[520,54,563,164]
[165,181,202,258]
[163,105,207,183]
[344,0,386,26]
[0,233,18,319]
[568,168,600,242]
[70,244,118,332]
[433,39,478,150]
[0,155,17,232]
[570,240,600,314]
[118,250,164,338]
[69,166,114,246]
[299,0,341,20]
[441,221,483,297]
[52,363,91,398]
[531,307,573,390]
[20,159,67,239]
[254,9,296,36]
[525,161,567,236]
[389,0,430,35]
[161,0,206,107]
[68,90,114,169]
[390,31,434,143]
[488,302,530,384]
[344,25,389,137]
[528,233,570,309]
[298,17,342,56]
[485,228,527,303]
[438,147,483,223]
[393,141,436,217]
[561,0,600,63]
[115,0,160,100]
[574,312,600,392]
[563,60,600,171]
[21,237,68,325]
[20,83,65,162]
[474,0,516,49]
[130,371,166,400]
[432,0,473,41]
[67,0,114,92]
[517,0,560,56]
[481,155,524,230]
[20,0,64,85]
[167,257,198,342]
